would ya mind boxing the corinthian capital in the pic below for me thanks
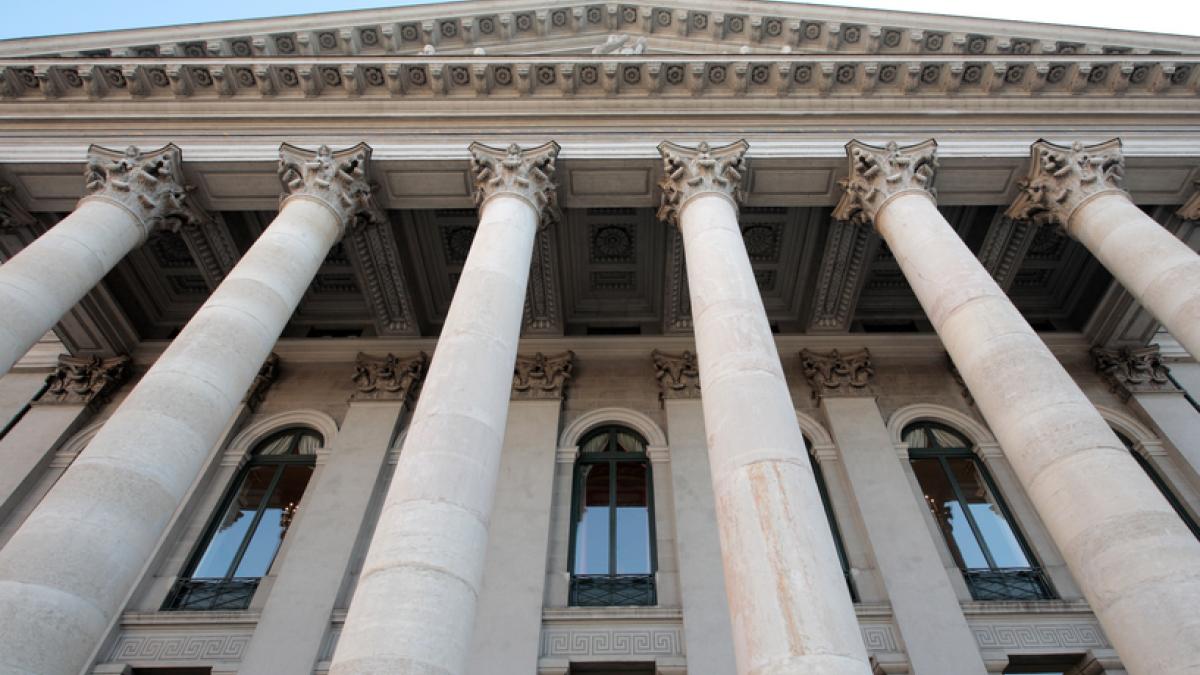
[82,144,208,239]
[469,141,561,227]
[351,352,429,406]
[38,353,131,409]
[799,348,875,400]
[278,142,385,235]
[1006,139,1127,229]
[652,349,701,400]
[832,140,938,226]
[0,183,36,231]
[513,351,575,400]
[1091,345,1180,401]
[656,140,748,226]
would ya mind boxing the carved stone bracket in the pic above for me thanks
[656,139,748,226]
[37,353,131,409]
[1091,345,1181,401]
[278,142,385,236]
[351,352,428,405]
[799,348,875,399]
[0,183,36,231]
[512,351,574,400]
[469,141,561,227]
[832,139,938,227]
[242,352,280,411]
[652,349,700,400]
[1177,182,1200,222]
[1006,138,1127,231]
[82,144,209,240]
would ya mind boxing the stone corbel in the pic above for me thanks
[799,348,875,400]
[36,353,132,410]
[277,142,385,237]
[242,352,280,411]
[512,351,575,400]
[1005,138,1127,232]
[82,144,210,242]
[652,349,701,401]
[1091,345,1181,401]
[655,139,749,226]
[468,140,561,227]
[831,139,938,227]
[350,352,429,406]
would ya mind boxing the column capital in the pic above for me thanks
[1091,345,1181,401]
[350,351,428,406]
[652,349,701,400]
[0,183,36,231]
[278,142,385,235]
[1177,182,1200,222]
[82,144,209,240]
[512,350,575,400]
[242,352,280,411]
[37,353,131,409]
[799,348,875,399]
[469,141,561,227]
[832,139,938,227]
[1006,138,1128,230]
[656,139,748,226]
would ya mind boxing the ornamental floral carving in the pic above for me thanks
[652,349,701,400]
[351,352,428,405]
[82,144,208,237]
[799,348,875,399]
[832,140,938,226]
[512,351,575,400]
[38,353,131,408]
[278,142,385,234]
[1006,139,1127,229]
[0,183,36,231]
[468,141,561,227]
[656,140,748,226]
[242,352,280,411]
[1091,345,1180,400]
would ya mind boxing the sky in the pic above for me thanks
[0,0,1197,41]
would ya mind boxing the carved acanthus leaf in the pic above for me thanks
[469,141,561,227]
[512,351,575,400]
[278,142,385,235]
[1091,345,1180,401]
[0,183,36,231]
[1006,139,1127,229]
[351,352,429,405]
[242,352,280,411]
[656,139,748,226]
[82,144,209,238]
[799,348,875,399]
[1177,182,1200,222]
[38,353,131,408]
[832,139,938,226]
[652,349,701,400]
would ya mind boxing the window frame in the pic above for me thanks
[1113,429,1200,540]
[805,439,858,602]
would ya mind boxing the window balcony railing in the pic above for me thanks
[163,577,260,611]
[963,568,1054,601]
[569,574,656,607]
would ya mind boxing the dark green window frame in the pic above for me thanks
[1113,429,1200,540]
[806,439,858,602]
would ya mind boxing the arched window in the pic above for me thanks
[1113,429,1200,540]
[568,425,656,606]
[805,437,857,601]
[904,422,1054,601]
[165,427,321,610]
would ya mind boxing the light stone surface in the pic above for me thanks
[876,189,1200,675]
[0,372,46,429]
[0,403,89,524]
[1128,392,1200,487]
[0,195,344,675]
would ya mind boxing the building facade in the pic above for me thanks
[0,1,1199,674]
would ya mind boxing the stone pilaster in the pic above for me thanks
[656,139,748,226]
[1005,139,1126,231]
[651,349,701,400]
[82,144,208,240]
[36,353,131,410]
[350,351,428,406]
[799,348,875,399]
[512,351,574,400]
[1091,345,1180,401]
[242,352,280,411]
[278,143,385,235]
[469,141,560,226]
[832,139,938,226]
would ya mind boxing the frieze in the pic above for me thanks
[81,144,209,240]
[242,352,280,411]
[833,139,938,227]
[1006,138,1127,230]
[539,627,683,658]
[1091,345,1180,400]
[469,141,561,227]
[799,348,875,399]
[512,351,575,400]
[969,619,1109,651]
[657,139,748,226]
[278,142,385,235]
[652,349,700,400]
[351,351,428,405]
[37,353,131,409]
[108,632,250,663]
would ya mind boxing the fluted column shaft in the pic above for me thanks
[841,140,1200,675]
[660,141,870,675]
[0,143,376,675]
[329,142,559,675]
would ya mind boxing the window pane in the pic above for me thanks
[573,463,611,574]
[946,458,1031,568]
[614,462,651,574]
[911,458,988,569]
[255,432,297,456]
[615,432,644,454]
[233,465,313,577]
[580,433,609,454]
[192,465,276,578]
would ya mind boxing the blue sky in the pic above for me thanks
[2,0,1196,41]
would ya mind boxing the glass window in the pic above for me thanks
[164,428,320,611]
[569,426,656,606]
[1113,430,1200,540]
[806,437,857,601]
[905,422,1053,601]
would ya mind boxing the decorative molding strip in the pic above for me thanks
[662,226,692,333]
[108,632,251,662]
[242,352,280,411]
[350,351,428,404]
[808,220,875,332]
[524,224,562,335]
[1091,344,1180,400]
[512,351,575,400]
[970,620,1109,650]
[345,217,420,336]
[174,214,240,291]
[37,353,131,409]
[976,214,1037,291]
[799,347,875,399]
[539,627,683,658]
[859,622,901,653]
[652,349,700,400]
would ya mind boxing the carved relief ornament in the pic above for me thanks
[242,352,280,411]
[82,144,209,240]
[1091,345,1180,400]
[469,141,561,227]
[652,349,700,400]
[799,348,875,399]
[38,353,132,408]
[278,142,385,235]
[351,352,429,405]
[656,140,748,227]
[512,351,575,400]
[1006,139,1127,231]
[832,139,938,227]
[0,183,36,231]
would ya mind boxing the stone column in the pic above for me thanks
[468,352,572,674]
[239,352,427,675]
[1008,139,1200,358]
[800,348,988,675]
[0,143,381,675]
[658,140,871,675]
[329,141,559,675]
[652,350,738,675]
[834,139,1200,675]
[0,145,207,377]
